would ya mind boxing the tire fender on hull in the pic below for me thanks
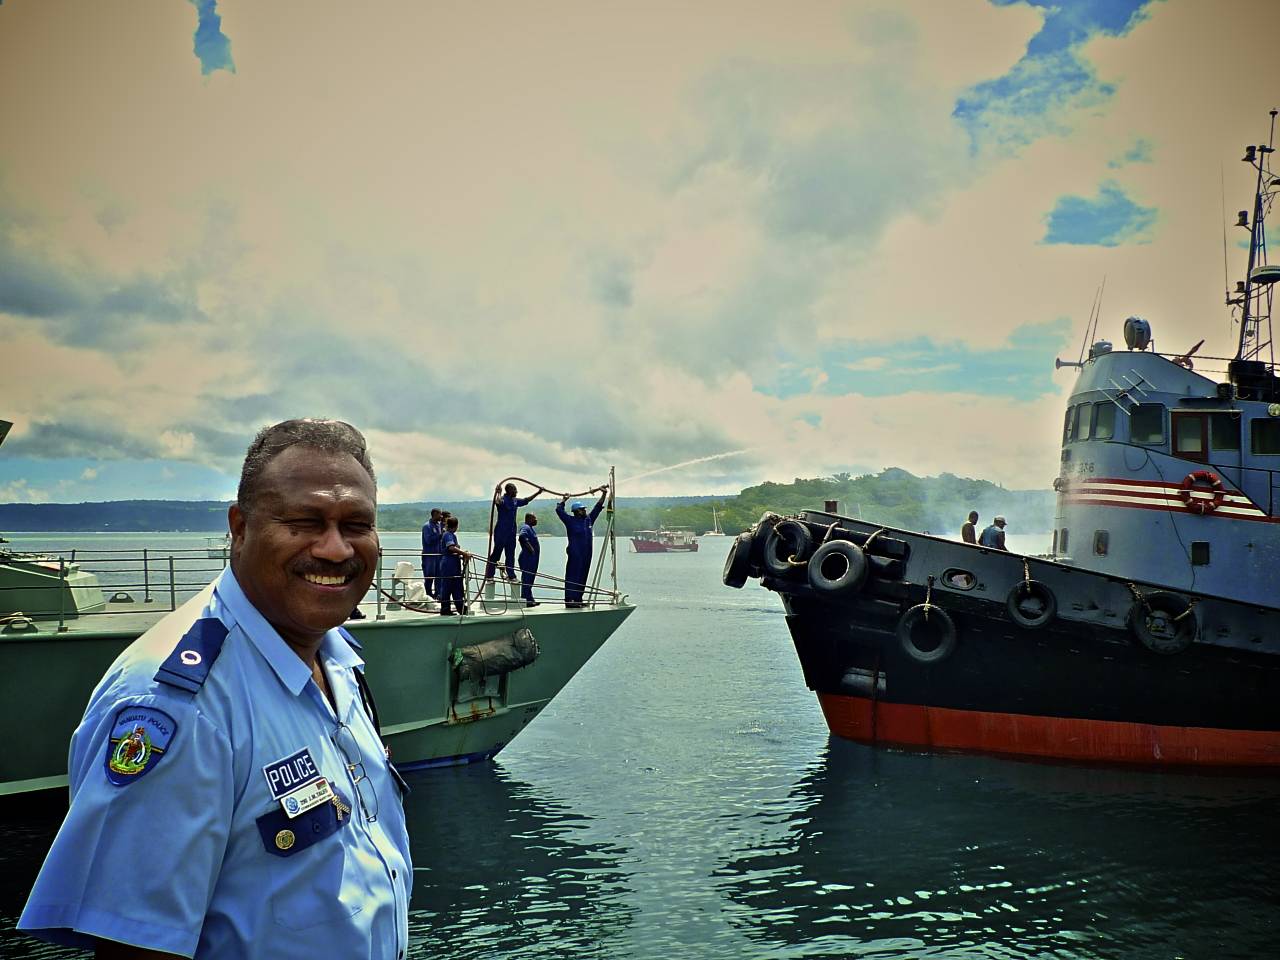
[807,539,869,595]
[897,603,957,664]
[763,519,814,578]
[1128,591,1197,655]
[722,532,753,589]
[1006,580,1057,629]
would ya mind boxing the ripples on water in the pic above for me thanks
[3,533,1277,958]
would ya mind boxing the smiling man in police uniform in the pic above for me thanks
[20,419,412,960]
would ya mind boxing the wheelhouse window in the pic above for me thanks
[1092,402,1116,441]
[1210,412,1241,451]
[1130,403,1166,444]
[1063,406,1074,444]
[1251,418,1280,455]
[1093,530,1109,556]
[1059,528,1069,553]
[1071,403,1091,441]
[1191,541,1211,566]
[1172,413,1208,464]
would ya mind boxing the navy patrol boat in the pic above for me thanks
[723,112,1280,769]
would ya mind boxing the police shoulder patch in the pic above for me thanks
[104,705,178,785]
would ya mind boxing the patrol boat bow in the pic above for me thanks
[0,462,634,796]
[722,113,1280,769]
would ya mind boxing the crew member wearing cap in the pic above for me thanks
[19,419,411,960]
[556,488,607,607]
[979,516,1008,551]
[421,507,444,598]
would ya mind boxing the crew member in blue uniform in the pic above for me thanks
[556,487,607,607]
[979,515,1008,550]
[439,515,470,616]
[19,419,412,960]
[517,512,540,607]
[421,507,443,598]
[486,482,543,581]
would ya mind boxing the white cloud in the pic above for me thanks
[79,467,98,481]
[0,479,51,503]
[0,0,1273,501]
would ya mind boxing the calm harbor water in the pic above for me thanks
[2,530,1277,958]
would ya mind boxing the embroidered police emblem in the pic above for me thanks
[105,705,177,785]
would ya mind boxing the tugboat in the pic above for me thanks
[722,112,1280,769]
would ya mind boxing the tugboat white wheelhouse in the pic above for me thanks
[723,112,1280,769]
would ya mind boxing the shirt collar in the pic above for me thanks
[212,567,358,695]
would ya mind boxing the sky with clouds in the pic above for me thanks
[1,0,1277,505]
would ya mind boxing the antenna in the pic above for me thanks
[1075,278,1105,365]
[1222,162,1232,306]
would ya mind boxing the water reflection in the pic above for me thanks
[405,763,636,959]
[714,739,1280,959]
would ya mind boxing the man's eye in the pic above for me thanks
[344,522,375,535]
[283,518,322,531]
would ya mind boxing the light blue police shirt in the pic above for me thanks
[19,567,413,959]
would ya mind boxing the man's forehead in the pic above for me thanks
[256,447,376,505]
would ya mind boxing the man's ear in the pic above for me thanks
[228,504,246,548]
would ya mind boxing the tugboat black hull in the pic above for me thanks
[785,592,1280,768]
[725,512,1280,769]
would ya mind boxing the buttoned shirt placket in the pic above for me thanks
[308,647,408,960]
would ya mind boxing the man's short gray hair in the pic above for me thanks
[237,419,376,514]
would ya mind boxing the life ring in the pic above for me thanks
[763,519,814,578]
[807,540,868,595]
[1006,580,1056,629]
[722,532,753,589]
[1127,591,1197,655]
[1179,470,1225,515]
[897,603,957,664]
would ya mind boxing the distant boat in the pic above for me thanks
[702,507,727,538]
[631,528,699,553]
[205,533,231,559]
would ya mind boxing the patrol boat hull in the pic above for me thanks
[0,558,633,796]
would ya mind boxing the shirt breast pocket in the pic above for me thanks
[255,793,365,931]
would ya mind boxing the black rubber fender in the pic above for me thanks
[897,603,957,664]
[1128,591,1196,655]
[807,540,869,595]
[1006,579,1057,629]
[722,532,753,589]
[748,512,781,572]
[763,519,814,578]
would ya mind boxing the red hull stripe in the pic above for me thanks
[817,692,1280,767]
[1062,476,1274,521]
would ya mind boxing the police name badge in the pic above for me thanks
[105,705,178,785]
[263,747,332,817]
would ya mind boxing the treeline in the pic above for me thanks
[0,470,1053,536]
[651,468,1053,536]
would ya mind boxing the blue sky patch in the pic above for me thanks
[1109,138,1153,167]
[954,0,1153,153]
[1043,181,1156,246]
[761,319,1072,400]
[189,0,235,76]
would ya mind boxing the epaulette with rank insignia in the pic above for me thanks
[154,618,230,693]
